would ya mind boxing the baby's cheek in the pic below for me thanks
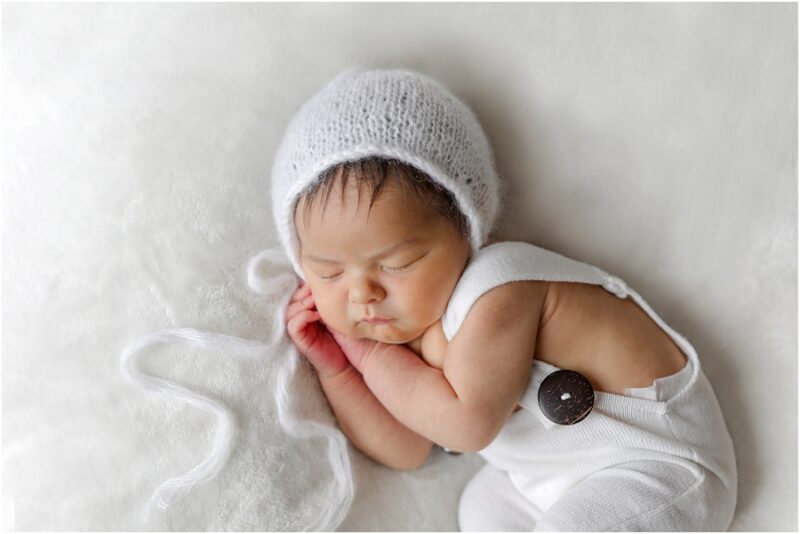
[316,302,359,337]
[408,278,450,321]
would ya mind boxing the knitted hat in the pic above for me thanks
[271,67,501,278]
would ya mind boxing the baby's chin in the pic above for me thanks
[360,332,416,345]
[354,323,421,345]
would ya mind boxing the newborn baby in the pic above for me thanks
[272,68,737,530]
[287,157,687,451]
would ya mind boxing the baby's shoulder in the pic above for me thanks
[485,278,549,309]
[463,280,549,336]
[420,280,548,370]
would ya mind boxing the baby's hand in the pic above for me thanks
[328,329,383,374]
[285,281,349,378]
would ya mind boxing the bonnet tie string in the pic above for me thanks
[119,248,354,531]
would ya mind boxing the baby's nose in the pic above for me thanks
[349,279,386,304]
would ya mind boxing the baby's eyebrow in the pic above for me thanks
[303,238,421,264]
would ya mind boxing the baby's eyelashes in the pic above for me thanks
[312,252,429,281]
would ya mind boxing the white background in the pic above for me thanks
[3,3,796,530]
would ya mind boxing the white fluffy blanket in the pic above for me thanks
[3,3,796,531]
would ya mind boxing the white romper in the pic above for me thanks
[443,242,737,532]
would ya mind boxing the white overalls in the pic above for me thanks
[441,242,737,531]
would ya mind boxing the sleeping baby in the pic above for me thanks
[271,67,737,531]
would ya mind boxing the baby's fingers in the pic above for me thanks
[289,282,312,304]
[286,294,316,320]
[286,308,322,342]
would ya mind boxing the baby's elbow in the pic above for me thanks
[383,440,433,471]
[389,456,428,471]
[453,432,495,453]
[440,406,501,453]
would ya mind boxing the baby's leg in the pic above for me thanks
[532,460,733,531]
[458,463,543,531]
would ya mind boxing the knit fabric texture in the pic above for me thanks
[271,67,502,278]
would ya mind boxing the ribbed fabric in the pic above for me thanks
[448,242,738,531]
[271,67,502,279]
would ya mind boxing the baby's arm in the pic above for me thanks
[405,319,448,369]
[285,282,432,470]
[333,281,547,452]
[318,365,433,470]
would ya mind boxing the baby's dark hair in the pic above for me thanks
[295,156,470,239]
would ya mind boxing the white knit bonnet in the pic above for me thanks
[271,67,501,278]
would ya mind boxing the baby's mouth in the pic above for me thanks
[360,317,393,325]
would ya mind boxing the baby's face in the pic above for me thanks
[295,177,470,345]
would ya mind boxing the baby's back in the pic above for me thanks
[535,280,688,395]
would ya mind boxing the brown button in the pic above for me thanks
[538,370,594,425]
